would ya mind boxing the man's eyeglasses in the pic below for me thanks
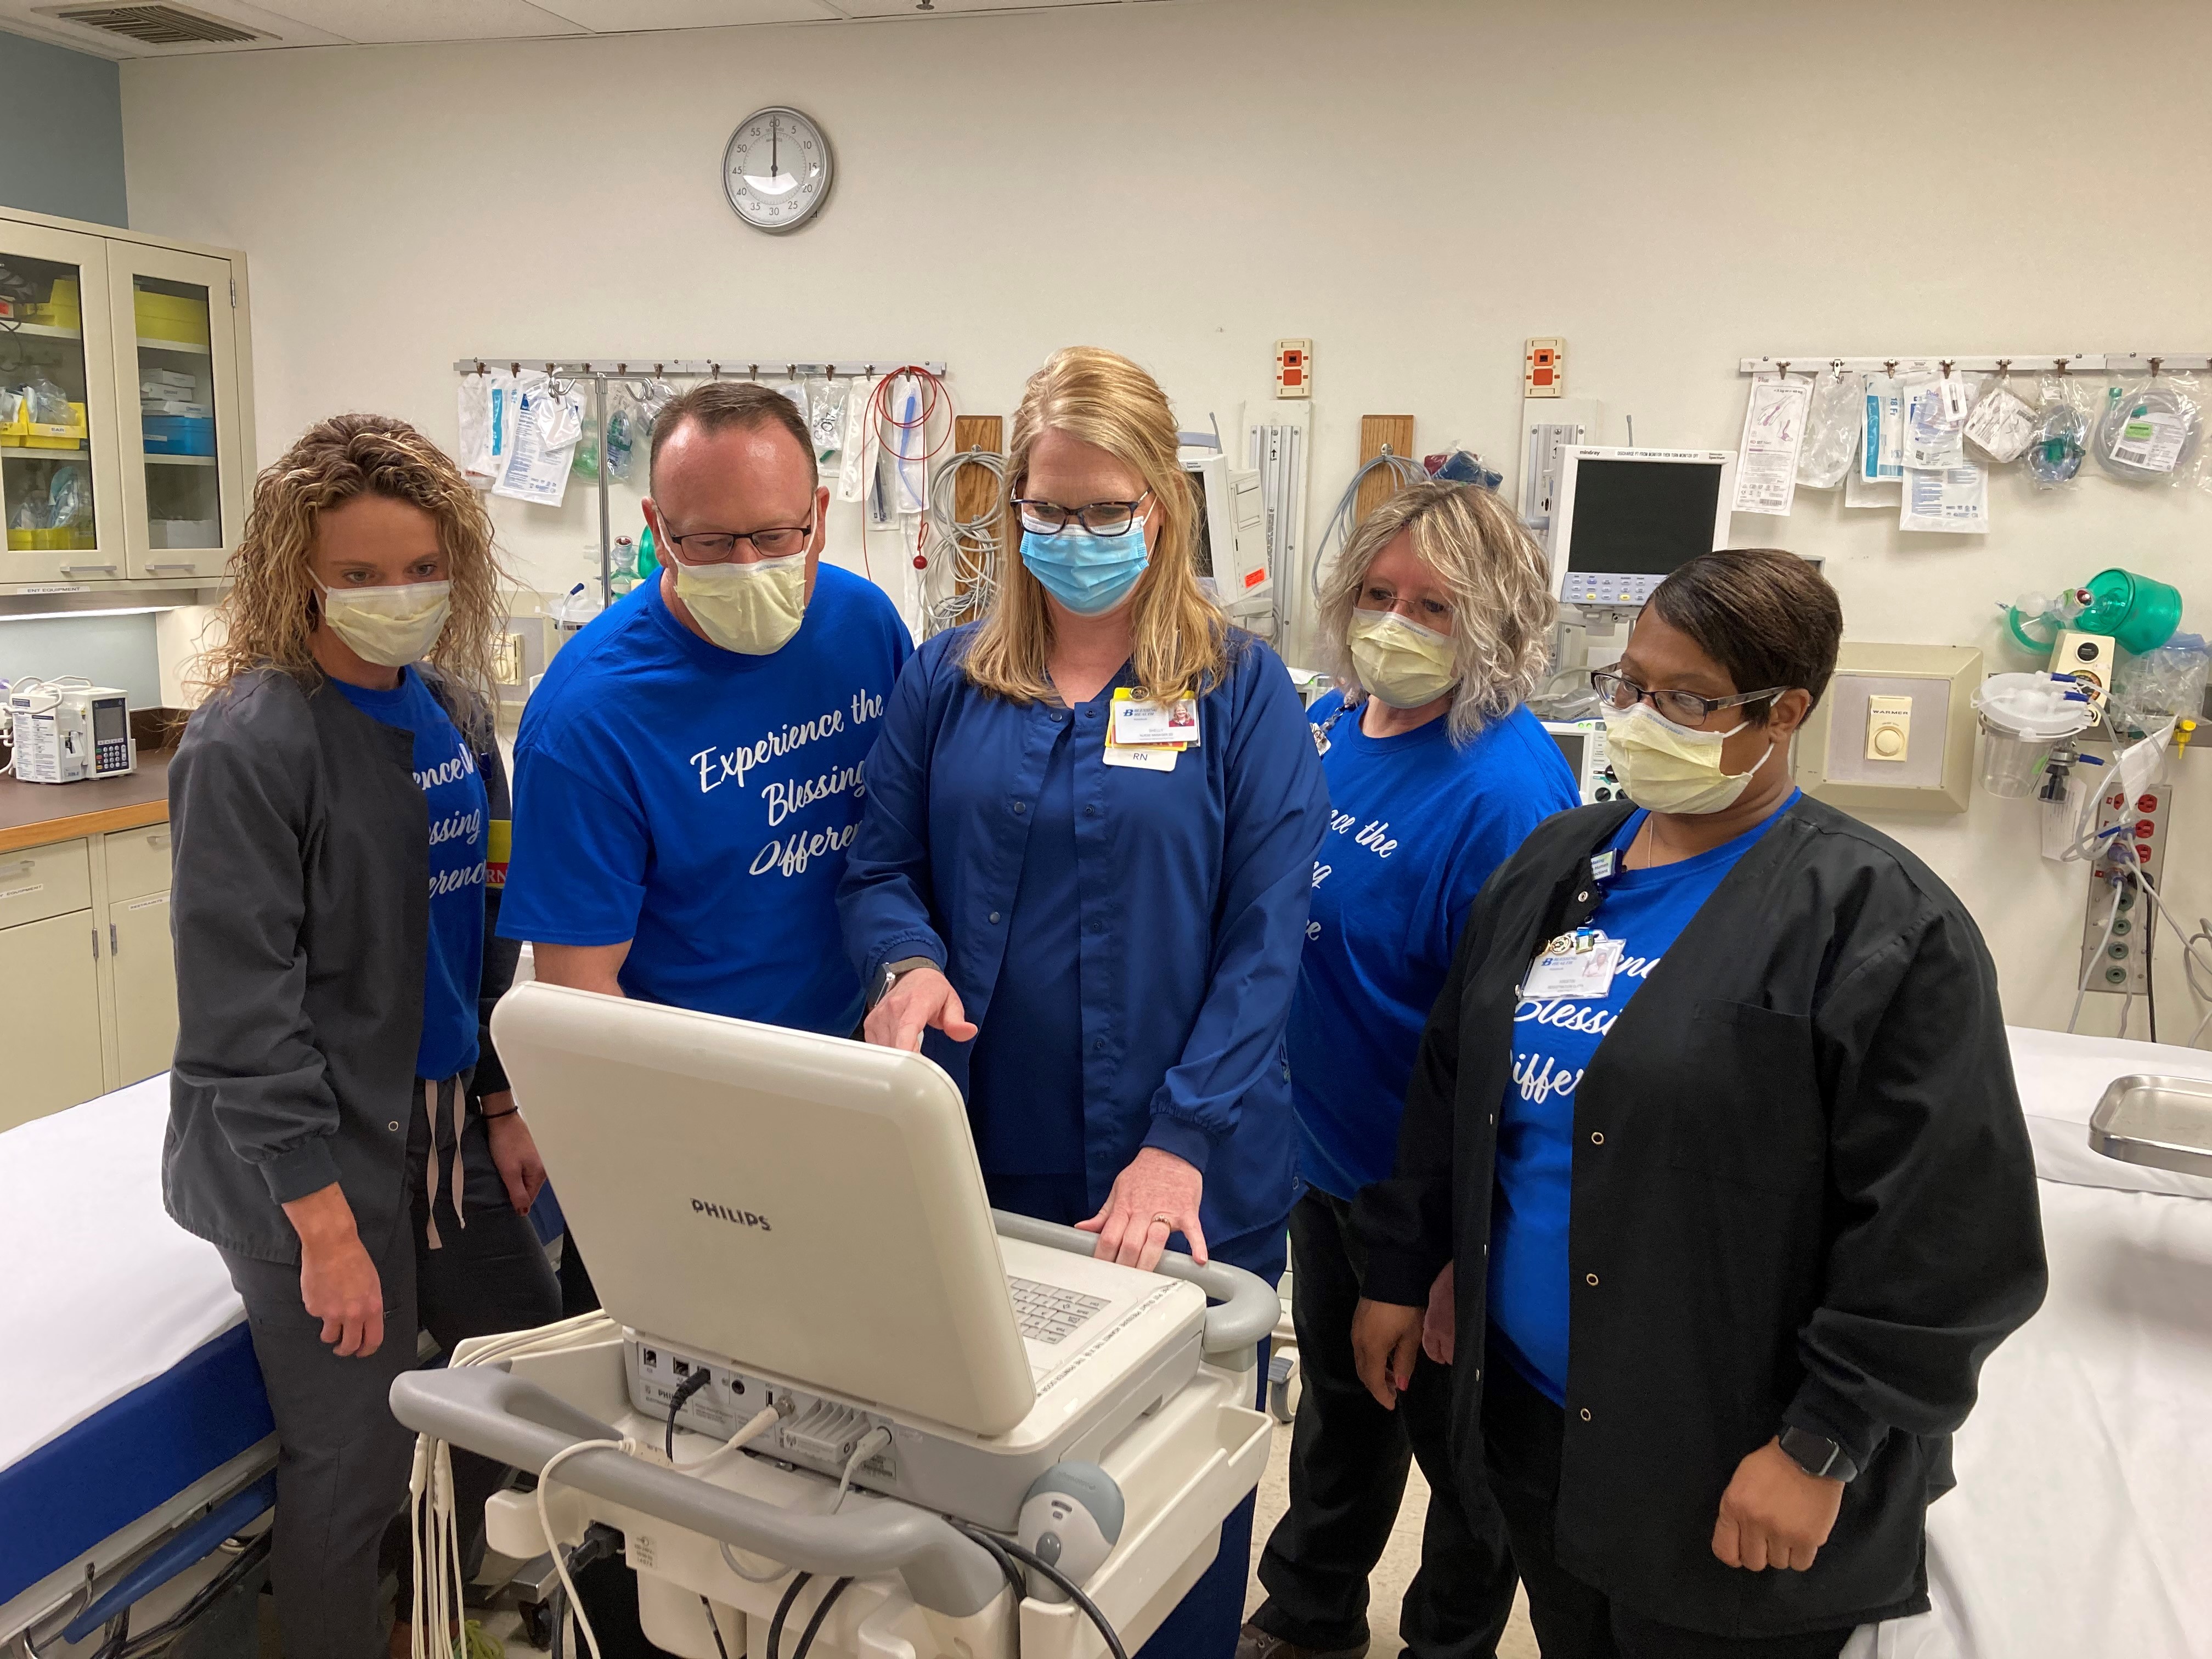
[1590,669,1786,727]
[661,524,813,563]
[1013,490,1153,538]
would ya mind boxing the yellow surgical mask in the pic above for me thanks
[319,580,450,668]
[1350,609,1458,709]
[1600,702,1775,814]
[671,551,809,656]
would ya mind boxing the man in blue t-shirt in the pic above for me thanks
[500,382,912,1051]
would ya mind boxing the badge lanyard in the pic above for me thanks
[1521,847,1624,1001]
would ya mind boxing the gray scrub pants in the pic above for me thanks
[220,1077,562,1659]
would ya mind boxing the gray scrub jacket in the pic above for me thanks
[161,664,518,1266]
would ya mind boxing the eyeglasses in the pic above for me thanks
[661,524,813,563]
[1012,490,1153,538]
[1590,669,1787,727]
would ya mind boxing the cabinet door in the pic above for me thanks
[104,245,243,581]
[0,909,105,1129]
[0,220,126,584]
[109,889,178,1086]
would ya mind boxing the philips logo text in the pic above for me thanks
[692,1199,772,1233]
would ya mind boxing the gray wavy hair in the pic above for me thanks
[1316,478,1556,743]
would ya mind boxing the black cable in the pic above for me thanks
[2146,889,2160,1043]
[697,1597,731,1659]
[788,1577,853,1659]
[764,1571,811,1659]
[947,1520,1130,1659]
[664,1368,713,1461]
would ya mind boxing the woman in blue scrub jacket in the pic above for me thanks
[1243,480,1578,1659]
[841,345,1329,1657]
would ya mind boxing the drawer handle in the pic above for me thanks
[147,833,171,848]
[0,859,32,877]
[146,561,199,573]
[60,563,119,575]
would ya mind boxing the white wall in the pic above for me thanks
[117,0,2212,1039]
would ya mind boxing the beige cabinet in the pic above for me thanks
[1,204,255,590]
[0,905,105,1131]
[0,826,177,1130]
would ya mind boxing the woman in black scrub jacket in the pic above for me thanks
[164,415,560,1659]
[1351,549,2046,1659]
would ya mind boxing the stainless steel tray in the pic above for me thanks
[2087,1074,2212,1178]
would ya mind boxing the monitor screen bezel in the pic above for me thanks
[1546,446,1738,601]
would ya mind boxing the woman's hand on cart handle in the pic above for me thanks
[1079,1148,1206,1271]
[1351,1296,1424,1409]
[863,966,977,1052]
[283,1182,386,1358]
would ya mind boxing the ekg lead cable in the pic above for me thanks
[946,1518,1131,1659]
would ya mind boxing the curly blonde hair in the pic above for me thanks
[1316,478,1556,743]
[962,347,1229,704]
[195,414,506,731]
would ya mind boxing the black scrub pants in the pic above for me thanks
[220,1077,562,1659]
[1249,1190,1519,1658]
[1480,1343,1852,1659]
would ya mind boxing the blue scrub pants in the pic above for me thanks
[984,1173,1285,1659]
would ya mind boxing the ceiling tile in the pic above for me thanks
[250,0,588,42]
[826,0,1176,16]
[531,0,835,29]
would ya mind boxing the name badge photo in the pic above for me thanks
[1521,932,1622,1000]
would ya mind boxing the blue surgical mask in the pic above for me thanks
[1020,523,1150,616]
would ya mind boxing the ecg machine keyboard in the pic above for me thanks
[1007,1277,1110,1346]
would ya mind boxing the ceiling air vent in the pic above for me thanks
[46,4,263,44]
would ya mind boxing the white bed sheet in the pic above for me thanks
[1847,1029,2212,1659]
[0,1075,243,1472]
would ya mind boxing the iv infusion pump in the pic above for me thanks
[7,679,135,784]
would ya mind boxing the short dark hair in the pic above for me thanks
[1646,548,1842,718]
[648,380,817,488]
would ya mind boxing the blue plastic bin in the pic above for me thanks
[143,415,215,456]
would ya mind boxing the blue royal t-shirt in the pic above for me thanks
[1488,792,1799,1405]
[1291,693,1579,1200]
[499,563,912,1035]
[329,669,487,1081]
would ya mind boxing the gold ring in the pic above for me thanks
[1150,1212,1175,1228]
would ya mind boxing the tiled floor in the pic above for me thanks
[1244,1424,1539,1659]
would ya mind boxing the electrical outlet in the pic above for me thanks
[2079,779,2168,996]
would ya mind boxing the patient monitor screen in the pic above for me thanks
[1562,459,1724,575]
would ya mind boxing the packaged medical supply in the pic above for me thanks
[492,381,579,509]
[1901,372,1967,471]
[836,375,877,504]
[780,379,809,426]
[1796,367,1863,489]
[603,390,636,483]
[2109,633,2210,741]
[1732,374,1810,516]
[1963,373,2038,464]
[808,376,840,459]
[1859,374,1905,485]
[571,408,601,482]
[1899,464,1989,534]
[2095,370,2203,484]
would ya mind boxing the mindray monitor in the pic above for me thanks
[1549,447,1736,610]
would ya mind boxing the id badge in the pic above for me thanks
[1110,688,1201,748]
[1521,932,1622,1000]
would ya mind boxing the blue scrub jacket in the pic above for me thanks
[839,623,1331,1253]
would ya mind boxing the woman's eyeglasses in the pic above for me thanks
[1590,669,1785,726]
[1013,490,1153,538]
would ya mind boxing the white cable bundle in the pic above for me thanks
[918,449,1009,640]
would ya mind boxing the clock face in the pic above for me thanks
[723,106,833,234]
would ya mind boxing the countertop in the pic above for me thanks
[0,753,170,854]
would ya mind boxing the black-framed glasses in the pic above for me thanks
[661,523,814,563]
[1590,669,1787,727]
[1012,490,1153,538]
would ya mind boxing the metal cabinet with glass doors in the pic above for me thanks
[1,206,253,590]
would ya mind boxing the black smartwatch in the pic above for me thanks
[1778,1425,1858,1484]
[869,956,938,1011]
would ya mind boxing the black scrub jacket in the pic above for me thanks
[1352,794,2047,1640]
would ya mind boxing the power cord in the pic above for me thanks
[764,1573,811,1658]
[663,1369,714,1461]
[946,1519,1130,1659]
[786,1577,854,1659]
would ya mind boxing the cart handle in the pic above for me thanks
[387,1368,1005,1618]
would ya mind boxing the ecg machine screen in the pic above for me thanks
[1562,459,1725,576]
[1548,730,1587,773]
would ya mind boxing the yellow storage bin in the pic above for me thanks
[135,290,210,346]
[22,402,89,448]
[5,529,29,551]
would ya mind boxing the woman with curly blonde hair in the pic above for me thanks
[165,414,559,1659]
[1242,479,1578,1659]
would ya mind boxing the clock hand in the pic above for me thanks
[771,116,780,177]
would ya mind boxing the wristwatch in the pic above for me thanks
[869,956,938,1011]
[1778,1425,1859,1484]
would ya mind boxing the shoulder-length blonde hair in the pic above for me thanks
[1316,478,1555,743]
[195,413,506,732]
[962,347,1228,703]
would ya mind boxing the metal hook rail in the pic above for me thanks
[1738,352,2212,376]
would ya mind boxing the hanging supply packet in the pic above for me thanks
[492,377,578,509]
[1962,373,2036,464]
[837,376,879,505]
[602,386,636,483]
[1901,371,1968,471]
[458,374,496,487]
[2027,370,2090,490]
[2096,370,2203,485]
[780,379,810,426]
[1796,368,1863,489]
[1731,374,1811,516]
[808,377,841,459]
[1859,374,1905,486]
[1899,464,1989,533]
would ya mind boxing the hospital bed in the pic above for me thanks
[0,1077,276,1658]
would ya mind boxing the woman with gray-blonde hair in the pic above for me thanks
[1242,479,1577,1659]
